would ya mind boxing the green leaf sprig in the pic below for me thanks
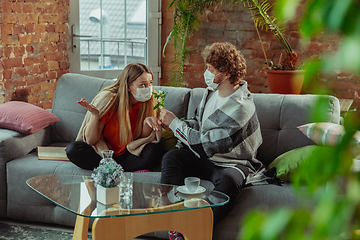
[153,90,168,110]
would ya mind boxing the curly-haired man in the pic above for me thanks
[160,42,264,240]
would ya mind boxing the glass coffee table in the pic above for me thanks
[26,174,229,240]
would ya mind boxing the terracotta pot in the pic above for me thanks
[267,70,305,94]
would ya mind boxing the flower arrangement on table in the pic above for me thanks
[91,158,124,188]
[92,152,125,205]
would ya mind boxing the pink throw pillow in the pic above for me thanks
[0,101,59,134]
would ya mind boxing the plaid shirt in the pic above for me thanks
[169,82,264,175]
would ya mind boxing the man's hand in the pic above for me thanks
[160,108,176,127]
[161,123,171,131]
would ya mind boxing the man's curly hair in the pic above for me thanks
[202,42,246,85]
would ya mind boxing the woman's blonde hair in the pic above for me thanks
[100,63,157,146]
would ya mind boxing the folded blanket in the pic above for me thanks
[126,130,162,156]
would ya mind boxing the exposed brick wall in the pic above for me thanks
[161,1,360,99]
[0,0,70,108]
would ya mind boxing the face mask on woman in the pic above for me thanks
[204,69,226,89]
[130,86,153,102]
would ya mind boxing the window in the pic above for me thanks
[69,0,161,84]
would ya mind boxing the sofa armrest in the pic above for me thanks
[0,127,52,163]
[0,127,52,217]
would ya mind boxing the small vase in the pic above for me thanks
[100,150,114,164]
[96,184,120,205]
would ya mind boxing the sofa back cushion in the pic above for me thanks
[153,86,191,119]
[254,94,340,165]
[51,73,113,143]
[187,89,341,166]
[51,74,191,143]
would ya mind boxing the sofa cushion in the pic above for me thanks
[159,129,178,153]
[298,122,344,146]
[213,183,304,240]
[51,73,114,143]
[253,94,340,166]
[268,145,335,181]
[298,122,360,156]
[6,153,93,225]
[154,86,191,119]
[0,101,59,134]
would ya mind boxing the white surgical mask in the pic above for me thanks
[130,86,153,102]
[204,69,225,89]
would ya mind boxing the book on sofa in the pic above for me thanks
[37,147,69,161]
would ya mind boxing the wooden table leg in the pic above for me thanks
[73,178,95,240]
[92,207,213,240]
[72,213,90,240]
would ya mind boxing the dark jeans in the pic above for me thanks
[160,148,248,225]
[66,141,164,172]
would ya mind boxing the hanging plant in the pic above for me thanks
[244,0,298,70]
[163,0,229,86]
[163,0,298,87]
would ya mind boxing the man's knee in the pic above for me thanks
[161,150,179,167]
[162,149,195,171]
[214,171,245,197]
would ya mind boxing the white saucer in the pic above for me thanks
[177,185,206,195]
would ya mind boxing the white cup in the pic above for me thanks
[184,177,200,193]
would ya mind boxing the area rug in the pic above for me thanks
[0,221,91,240]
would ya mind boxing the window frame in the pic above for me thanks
[69,0,162,85]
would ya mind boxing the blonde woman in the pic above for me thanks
[66,63,164,171]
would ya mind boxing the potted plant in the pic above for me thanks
[92,150,124,205]
[246,0,304,94]
[164,0,304,94]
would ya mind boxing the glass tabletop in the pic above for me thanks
[26,174,229,219]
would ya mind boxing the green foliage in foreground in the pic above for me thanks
[240,0,360,239]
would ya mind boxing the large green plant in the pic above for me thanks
[163,0,297,86]
[163,0,226,86]
[245,0,298,70]
[240,0,360,239]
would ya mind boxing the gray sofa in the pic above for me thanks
[0,73,340,239]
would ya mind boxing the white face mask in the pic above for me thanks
[204,69,225,89]
[130,86,153,102]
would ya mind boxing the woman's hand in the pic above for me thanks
[144,117,162,132]
[159,108,176,127]
[77,98,99,116]
[77,98,104,145]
